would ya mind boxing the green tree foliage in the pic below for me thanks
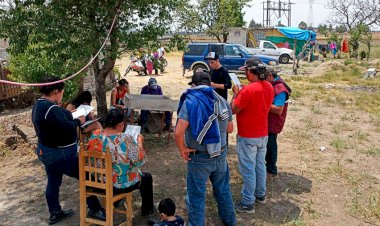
[0,0,180,118]
[176,0,249,43]
[298,21,307,29]
[348,24,372,59]
[318,24,328,37]
[248,19,263,29]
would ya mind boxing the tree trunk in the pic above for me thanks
[367,44,371,61]
[94,14,119,120]
[223,32,228,43]
[94,57,116,120]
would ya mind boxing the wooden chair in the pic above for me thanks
[79,146,133,226]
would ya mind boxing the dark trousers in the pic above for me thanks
[86,172,154,214]
[116,173,154,214]
[265,133,278,175]
[37,144,100,214]
[140,110,171,128]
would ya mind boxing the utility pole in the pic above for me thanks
[262,0,293,28]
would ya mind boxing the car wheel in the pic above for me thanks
[279,54,290,64]
[193,64,208,73]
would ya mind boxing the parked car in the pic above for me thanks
[182,43,279,75]
[247,40,294,64]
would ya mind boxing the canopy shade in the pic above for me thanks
[276,27,316,41]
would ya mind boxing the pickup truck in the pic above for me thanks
[182,43,279,75]
[247,40,294,64]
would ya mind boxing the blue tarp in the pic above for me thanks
[275,27,316,41]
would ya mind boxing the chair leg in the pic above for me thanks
[126,193,133,226]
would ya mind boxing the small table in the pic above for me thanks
[123,94,179,145]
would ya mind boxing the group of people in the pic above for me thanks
[136,46,166,75]
[110,77,172,132]
[174,52,291,225]
[31,51,291,226]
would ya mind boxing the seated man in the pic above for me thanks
[87,108,155,216]
[140,78,172,131]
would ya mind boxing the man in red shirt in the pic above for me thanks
[230,58,274,214]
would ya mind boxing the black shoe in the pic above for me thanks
[49,209,74,225]
[88,209,106,221]
[256,195,266,204]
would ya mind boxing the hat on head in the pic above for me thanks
[238,57,265,71]
[148,77,158,89]
[188,71,211,86]
[205,52,219,60]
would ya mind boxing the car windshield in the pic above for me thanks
[237,45,251,55]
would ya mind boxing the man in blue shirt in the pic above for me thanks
[174,71,236,226]
[140,78,172,131]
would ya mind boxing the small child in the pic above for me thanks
[148,198,184,226]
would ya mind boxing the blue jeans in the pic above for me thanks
[36,143,100,214]
[237,136,268,205]
[186,150,236,226]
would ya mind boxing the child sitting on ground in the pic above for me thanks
[148,198,184,226]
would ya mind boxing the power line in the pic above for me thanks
[262,0,294,27]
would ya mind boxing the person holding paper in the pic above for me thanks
[66,91,102,133]
[206,52,232,100]
[230,58,274,214]
[32,77,104,224]
[87,108,155,216]
[110,79,129,110]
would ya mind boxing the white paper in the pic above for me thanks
[72,105,94,119]
[229,73,241,87]
[124,125,141,142]
[81,118,100,128]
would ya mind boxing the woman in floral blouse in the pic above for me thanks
[87,108,154,216]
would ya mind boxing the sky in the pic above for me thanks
[243,0,332,28]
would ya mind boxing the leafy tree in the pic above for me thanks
[359,25,373,61]
[335,25,347,33]
[0,0,180,118]
[176,0,249,43]
[298,21,307,29]
[248,19,263,29]
[318,24,328,37]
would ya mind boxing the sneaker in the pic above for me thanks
[256,195,266,204]
[235,202,255,214]
[88,209,106,221]
[49,209,74,225]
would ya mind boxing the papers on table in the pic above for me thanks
[229,73,241,87]
[72,105,94,119]
[124,125,141,142]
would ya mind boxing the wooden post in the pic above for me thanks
[292,39,297,74]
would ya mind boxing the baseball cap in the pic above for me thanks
[148,77,158,89]
[238,58,265,71]
[205,52,219,60]
[188,71,211,86]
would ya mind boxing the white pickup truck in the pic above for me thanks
[247,40,294,64]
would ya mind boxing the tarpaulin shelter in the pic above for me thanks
[264,27,316,55]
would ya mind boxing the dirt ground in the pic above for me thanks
[0,52,379,226]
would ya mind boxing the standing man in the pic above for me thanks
[174,71,236,226]
[265,69,291,178]
[230,58,274,213]
[206,52,232,100]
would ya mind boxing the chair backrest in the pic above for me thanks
[79,147,114,192]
